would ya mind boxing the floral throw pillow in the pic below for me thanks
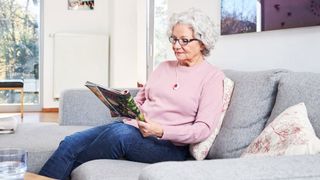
[241,103,320,157]
[189,77,234,160]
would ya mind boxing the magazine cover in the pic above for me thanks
[85,81,145,121]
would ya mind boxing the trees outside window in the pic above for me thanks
[0,0,40,104]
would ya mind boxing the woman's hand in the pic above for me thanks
[137,114,164,138]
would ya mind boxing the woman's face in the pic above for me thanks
[171,24,204,64]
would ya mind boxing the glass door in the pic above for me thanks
[0,0,41,112]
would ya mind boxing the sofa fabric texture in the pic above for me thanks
[71,160,148,180]
[59,89,119,126]
[59,89,139,126]
[139,155,320,180]
[208,69,287,158]
[0,123,90,172]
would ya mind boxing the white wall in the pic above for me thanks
[42,0,320,108]
[43,0,109,108]
[108,0,140,88]
[211,26,320,73]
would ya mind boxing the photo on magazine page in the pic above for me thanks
[85,81,145,121]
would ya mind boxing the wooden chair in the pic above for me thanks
[0,79,24,119]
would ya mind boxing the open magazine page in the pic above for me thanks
[85,81,145,121]
[97,87,145,121]
[85,82,120,117]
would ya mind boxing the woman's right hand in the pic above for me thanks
[137,114,164,138]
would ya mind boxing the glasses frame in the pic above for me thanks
[169,36,200,46]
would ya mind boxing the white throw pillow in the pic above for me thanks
[189,77,234,160]
[241,103,320,157]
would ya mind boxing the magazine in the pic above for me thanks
[85,81,145,122]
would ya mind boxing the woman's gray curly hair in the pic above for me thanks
[167,8,218,57]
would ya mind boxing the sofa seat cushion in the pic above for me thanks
[208,69,288,159]
[139,155,320,180]
[71,159,148,180]
[0,123,91,173]
[266,72,320,137]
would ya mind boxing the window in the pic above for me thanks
[147,0,174,77]
[0,0,41,110]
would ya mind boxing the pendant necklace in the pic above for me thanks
[173,61,180,90]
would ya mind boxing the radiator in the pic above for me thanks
[53,33,109,98]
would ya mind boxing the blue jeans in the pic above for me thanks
[39,121,189,180]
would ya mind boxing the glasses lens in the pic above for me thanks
[181,39,189,46]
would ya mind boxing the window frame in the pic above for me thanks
[0,0,43,113]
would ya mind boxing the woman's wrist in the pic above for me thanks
[157,129,164,138]
[155,125,164,138]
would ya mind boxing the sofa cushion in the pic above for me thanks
[139,155,320,180]
[242,103,320,157]
[266,72,320,137]
[208,69,287,159]
[71,159,148,180]
[0,123,91,173]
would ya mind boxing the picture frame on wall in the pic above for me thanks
[68,0,94,10]
[260,0,320,31]
[221,0,257,35]
[221,0,320,35]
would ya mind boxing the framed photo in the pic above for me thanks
[221,0,320,35]
[68,0,94,10]
[261,0,320,31]
[221,0,257,35]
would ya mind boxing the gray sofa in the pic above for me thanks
[1,69,320,180]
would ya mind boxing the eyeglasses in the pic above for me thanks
[169,36,199,46]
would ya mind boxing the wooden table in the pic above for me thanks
[24,172,56,180]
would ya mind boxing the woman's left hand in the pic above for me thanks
[137,114,164,138]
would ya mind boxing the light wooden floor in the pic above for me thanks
[0,112,59,123]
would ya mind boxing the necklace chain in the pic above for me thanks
[173,61,179,90]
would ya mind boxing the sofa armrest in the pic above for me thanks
[59,89,120,126]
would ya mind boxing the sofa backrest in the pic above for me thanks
[59,88,140,126]
[207,69,288,159]
[266,72,320,137]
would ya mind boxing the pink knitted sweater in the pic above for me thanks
[124,60,224,145]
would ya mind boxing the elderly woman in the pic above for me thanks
[39,8,224,180]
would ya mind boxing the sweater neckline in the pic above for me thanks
[177,60,207,71]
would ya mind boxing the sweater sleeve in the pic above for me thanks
[160,71,225,144]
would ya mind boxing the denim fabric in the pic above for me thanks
[39,121,189,180]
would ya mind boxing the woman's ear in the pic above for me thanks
[200,43,205,51]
